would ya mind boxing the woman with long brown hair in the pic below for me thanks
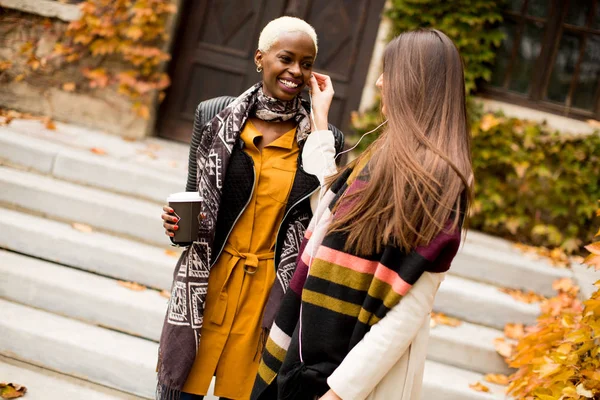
[252,29,473,400]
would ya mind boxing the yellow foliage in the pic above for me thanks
[55,0,177,119]
[507,205,600,399]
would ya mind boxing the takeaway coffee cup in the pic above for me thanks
[167,192,203,245]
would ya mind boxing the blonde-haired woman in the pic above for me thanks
[252,29,473,400]
[156,16,342,400]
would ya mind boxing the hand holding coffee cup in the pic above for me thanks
[163,192,203,245]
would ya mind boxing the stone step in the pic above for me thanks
[0,208,175,291]
[428,318,512,375]
[0,165,168,246]
[422,360,506,399]
[0,249,167,341]
[0,356,145,400]
[453,231,572,298]
[0,127,184,204]
[0,299,158,398]
[435,274,540,330]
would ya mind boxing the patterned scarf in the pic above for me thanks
[157,83,311,399]
[251,157,463,400]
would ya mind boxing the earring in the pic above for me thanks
[256,65,263,73]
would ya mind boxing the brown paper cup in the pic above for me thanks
[167,192,203,246]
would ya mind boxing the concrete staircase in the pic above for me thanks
[0,119,586,399]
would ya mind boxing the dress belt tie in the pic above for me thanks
[210,245,275,326]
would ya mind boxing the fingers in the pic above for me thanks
[312,72,333,93]
[162,205,178,237]
[308,73,320,93]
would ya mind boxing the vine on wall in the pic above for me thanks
[0,0,177,119]
[57,0,177,117]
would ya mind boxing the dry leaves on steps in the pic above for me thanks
[164,249,179,257]
[118,281,146,291]
[469,382,490,393]
[90,147,107,155]
[504,323,525,340]
[430,312,462,328]
[71,222,93,233]
[484,373,509,386]
[0,383,27,399]
[498,287,546,303]
[494,337,515,359]
[552,277,579,296]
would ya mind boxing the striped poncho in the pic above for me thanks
[251,159,463,400]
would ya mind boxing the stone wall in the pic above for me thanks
[0,1,181,139]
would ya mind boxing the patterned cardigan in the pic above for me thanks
[251,161,464,400]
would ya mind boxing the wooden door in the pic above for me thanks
[157,0,385,142]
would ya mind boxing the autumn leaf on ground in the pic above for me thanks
[90,147,106,155]
[504,323,525,340]
[513,243,571,268]
[499,287,546,303]
[479,114,501,132]
[165,249,178,257]
[62,82,76,92]
[484,373,509,386]
[469,382,490,393]
[552,278,579,296]
[71,222,93,233]
[430,312,462,328]
[0,382,27,399]
[587,119,600,128]
[493,337,514,358]
[118,281,146,291]
[160,290,171,299]
[584,242,600,271]
[43,117,56,130]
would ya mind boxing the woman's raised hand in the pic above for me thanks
[161,205,179,237]
[308,72,334,131]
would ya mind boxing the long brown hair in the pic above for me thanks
[329,29,473,255]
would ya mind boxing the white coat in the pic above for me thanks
[327,271,445,400]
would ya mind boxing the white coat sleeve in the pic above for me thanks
[301,130,337,213]
[326,271,444,400]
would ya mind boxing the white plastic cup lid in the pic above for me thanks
[167,192,203,202]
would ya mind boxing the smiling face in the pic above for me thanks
[255,31,316,101]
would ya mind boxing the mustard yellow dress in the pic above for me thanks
[182,121,299,399]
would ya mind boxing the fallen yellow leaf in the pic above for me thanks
[499,287,546,303]
[62,82,76,92]
[0,382,27,399]
[504,323,525,340]
[44,117,56,130]
[469,381,490,393]
[552,278,578,295]
[71,222,93,233]
[164,249,179,257]
[160,290,171,299]
[484,373,509,386]
[431,312,462,327]
[118,281,146,291]
[90,147,106,155]
[493,337,514,358]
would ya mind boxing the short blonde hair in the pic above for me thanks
[258,16,318,55]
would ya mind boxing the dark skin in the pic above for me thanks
[162,31,318,235]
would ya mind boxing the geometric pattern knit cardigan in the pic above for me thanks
[251,161,463,400]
